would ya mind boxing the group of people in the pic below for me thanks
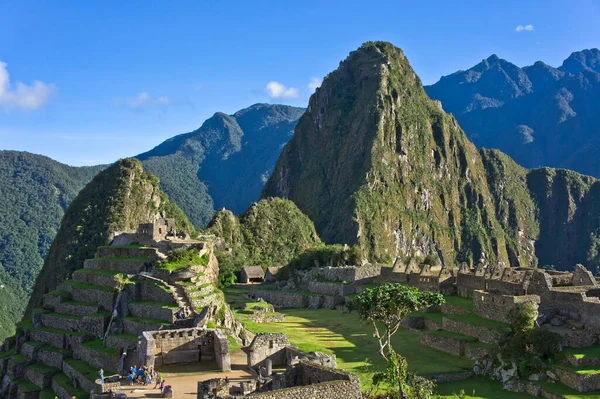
[127,365,166,390]
[175,306,192,319]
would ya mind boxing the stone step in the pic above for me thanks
[9,378,40,399]
[37,346,72,370]
[39,312,109,338]
[96,245,159,260]
[52,373,89,399]
[55,300,100,317]
[122,317,171,335]
[42,291,72,311]
[60,281,117,312]
[72,269,123,288]
[84,258,146,274]
[76,339,121,373]
[128,301,178,323]
[420,330,477,357]
[105,334,138,351]
[31,327,90,350]
[24,364,60,389]
[441,315,509,345]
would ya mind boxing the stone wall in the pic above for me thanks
[251,290,306,309]
[137,280,177,304]
[248,333,290,367]
[73,342,120,373]
[139,328,229,370]
[56,301,99,317]
[83,259,145,274]
[244,380,362,399]
[38,349,65,369]
[72,270,119,288]
[96,246,159,260]
[128,302,176,323]
[555,367,600,392]
[442,317,506,344]
[68,286,116,312]
[472,291,540,323]
[420,332,465,357]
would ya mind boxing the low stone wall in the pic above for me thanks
[421,333,465,357]
[464,344,493,360]
[41,314,81,332]
[105,334,137,350]
[96,246,159,260]
[31,329,66,349]
[72,270,119,288]
[252,290,306,309]
[555,367,600,392]
[83,259,145,274]
[441,303,471,316]
[307,281,344,297]
[123,319,166,336]
[245,380,362,399]
[42,292,71,310]
[425,371,473,383]
[51,378,72,399]
[73,342,120,373]
[6,357,27,379]
[248,333,290,367]
[24,366,53,389]
[550,327,598,348]
[564,353,600,367]
[19,342,39,360]
[38,348,66,369]
[129,302,175,323]
[15,384,39,399]
[62,359,96,393]
[69,286,116,312]
[56,301,99,317]
[442,317,505,344]
[138,281,177,304]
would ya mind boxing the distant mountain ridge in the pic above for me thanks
[137,103,305,226]
[425,49,600,177]
[0,151,104,340]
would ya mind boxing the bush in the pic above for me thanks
[422,254,438,266]
[531,328,562,359]
[509,302,537,335]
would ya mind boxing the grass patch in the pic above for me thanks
[444,313,510,331]
[17,319,34,329]
[108,333,138,341]
[40,345,71,355]
[74,268,122,276]
[0,349,15,360]
[12,379,40,393]
[435,376,534,398]
[425,330,478,342]
[82,339,119,356]
[556,364,600,375]
[40,388,56,399]
[10,354,28,364]
[64,358,115,380]
[158,250,209,272]
[46,312,81,320]
[540,381,600,398]
[61,300,98,307]
[227,336,241,353]
[94,256,148,261]
[411,311,445,324]
[563,346,600,360]
[443,296,474,311]
[27,363,60,375]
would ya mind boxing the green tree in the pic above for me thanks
[348,284,444,398]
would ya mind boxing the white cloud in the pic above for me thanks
[115,92,172,109]
[308,77,322,92]
[0,62,54,110]
[515,24,534,32]
[265,81,299,98]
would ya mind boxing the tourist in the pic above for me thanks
[160,379,166,394]
[99,368,104,386]
[154,372,162,389]
[128,370,134,386]
[225,376,229,389]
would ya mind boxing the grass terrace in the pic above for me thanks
[53,372,90,399]
[434,376,534,398]
[563,346,600,360]
[443,295,475,311]
[556,364,600,375]
[122,316,172,328]
[94,256,148,262]
[11,378,40,393]
[81,339,119,356]
[424,330,478,342]
[444,312,511,331]
[158,250,209,273]
[63,281,116,292]
[411,310,445,324]
[27,363,60,375]
[64,358,116,380]
[36,326,88,337]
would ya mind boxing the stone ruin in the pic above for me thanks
[139,327,231,371]
[198,333,359,399]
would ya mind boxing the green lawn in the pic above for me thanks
[443,296,474,311]
[562,346,600,360]
[224,286,473,389]
[435,377,534,398]
[411,311,445,323]
[444,313,510,331]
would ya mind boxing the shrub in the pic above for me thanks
[531,328,563,359]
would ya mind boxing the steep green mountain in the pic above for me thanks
[0,151,104,341]
[25,158,194,316]
[207,197,322,282]
[425,49,600,178]
[137,103,304,227]
[263,41,600,273]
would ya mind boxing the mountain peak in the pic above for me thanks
[560,48,600,74]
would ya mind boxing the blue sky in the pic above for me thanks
[0,0,598,166]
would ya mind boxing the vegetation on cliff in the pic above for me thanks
[138,104,304,227]
[25,158,194,315]
[0,151,104,341]
[263,41,600,273]
[207,197,322,285]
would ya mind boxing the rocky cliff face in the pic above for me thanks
[263,42,600,273]
[25,158,194,315]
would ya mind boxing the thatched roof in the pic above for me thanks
[266,266,283,276]
[242,266,265,279]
